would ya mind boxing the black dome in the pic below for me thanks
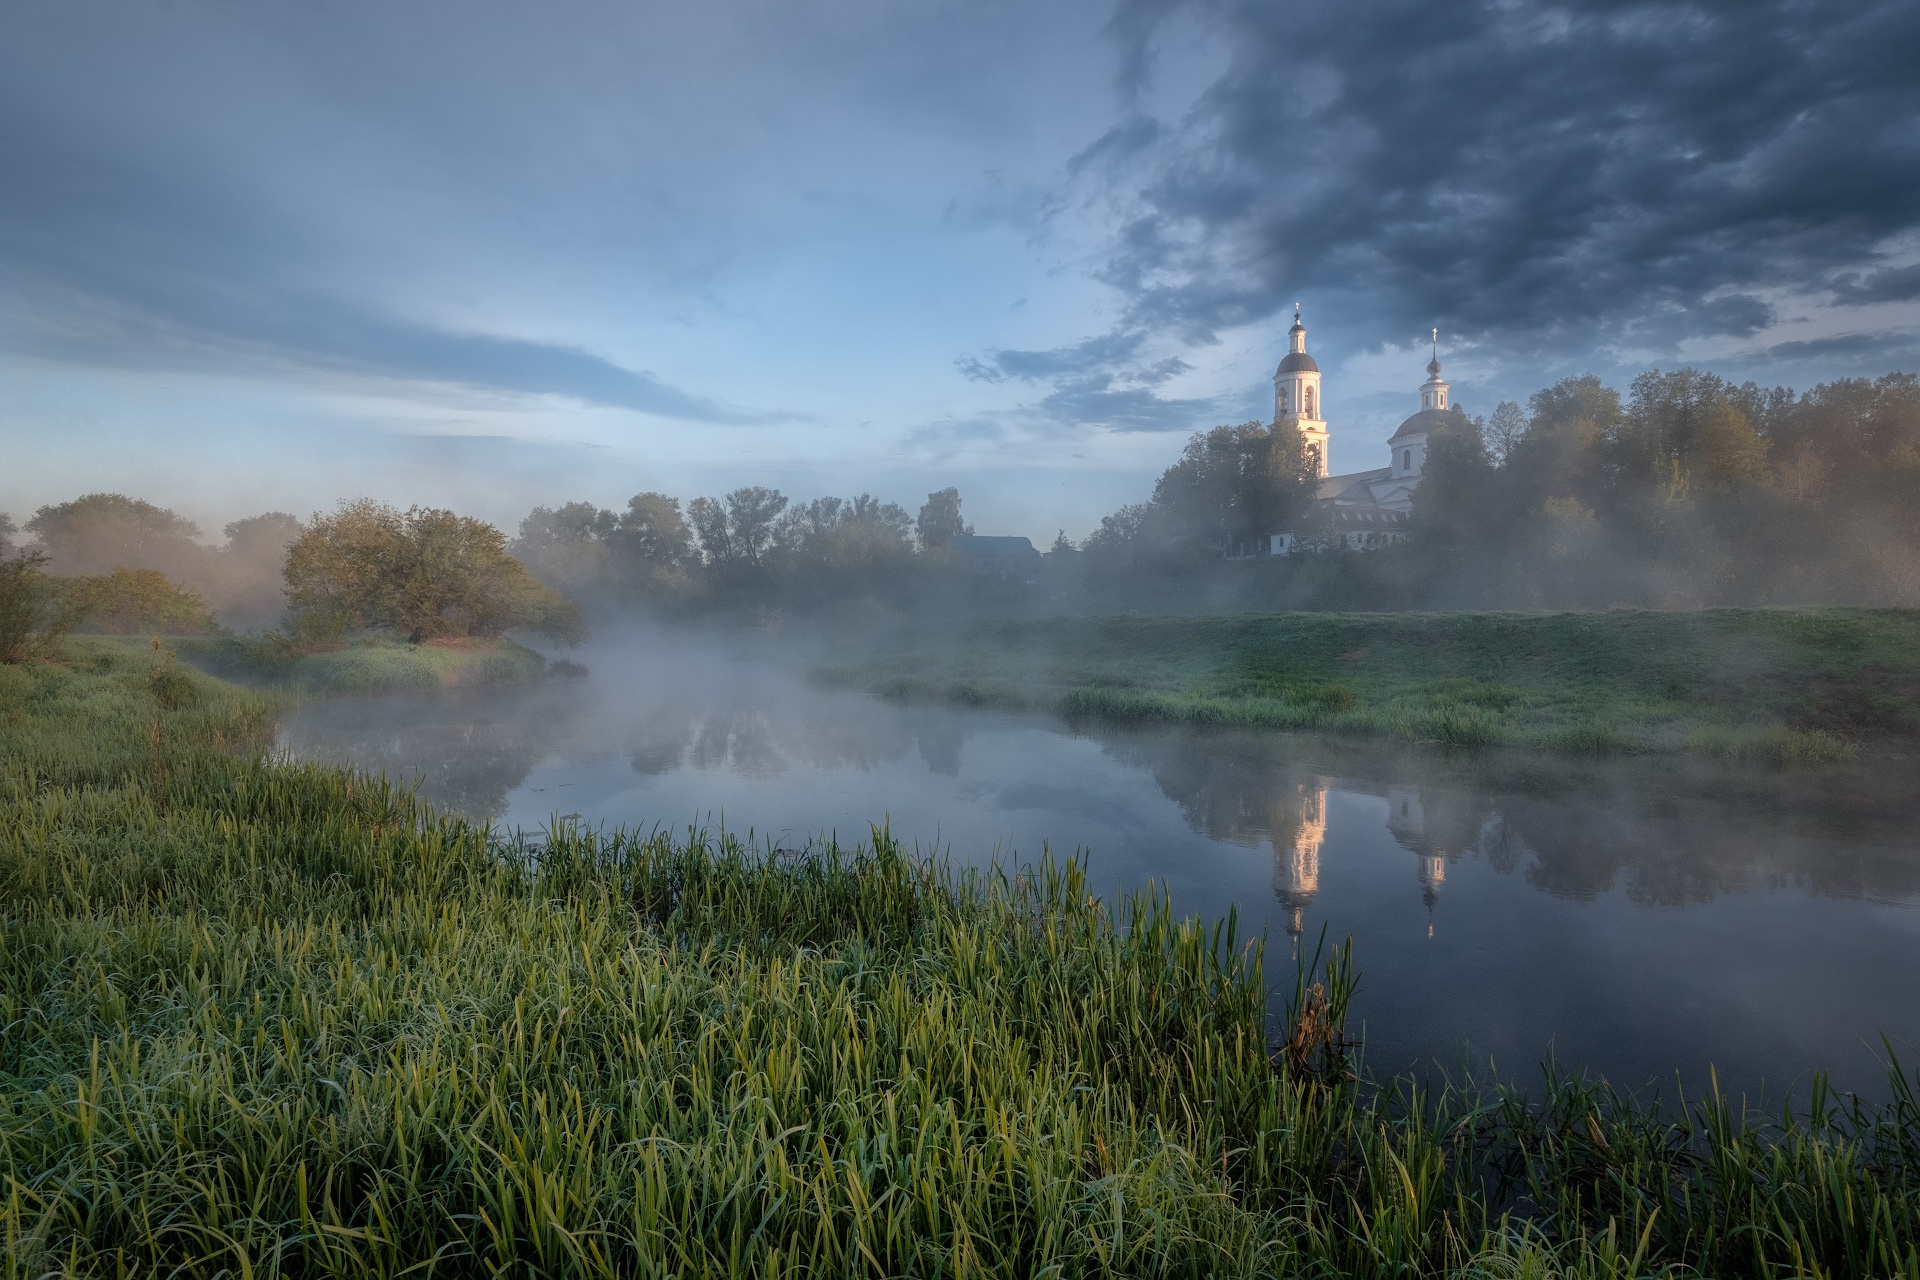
[1276,351,1319,374]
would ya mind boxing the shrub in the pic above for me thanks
[0,549,80,662]
[285,500,585,644]
[63,567,219,635]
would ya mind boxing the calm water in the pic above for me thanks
[278,638,1920,1104]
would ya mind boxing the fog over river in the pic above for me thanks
[279,630,1920,1105]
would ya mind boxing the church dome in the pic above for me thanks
[1276,351,1319,374]
[1389,407,1456,442]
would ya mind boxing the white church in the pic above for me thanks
[1255,305,1462,555]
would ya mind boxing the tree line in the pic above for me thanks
[1076,370,1920,609]
[5,365,1916,655]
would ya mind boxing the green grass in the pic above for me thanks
[824,609,1920,760]
[176,633,549,694]
[4,640,1920,1276]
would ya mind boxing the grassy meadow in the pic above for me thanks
[3,636,1920,1276]
[823,608,1920,762]
[175,632,550,694]
[3,637,1920,1274]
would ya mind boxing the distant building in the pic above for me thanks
[951,534,1041,578]
[1257,307,1470,555]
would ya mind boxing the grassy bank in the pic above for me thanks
[5,642,1920,1277]
[823,608,1920,761]
[177,632,550,693]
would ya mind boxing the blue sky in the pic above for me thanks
[3,0,1917,542]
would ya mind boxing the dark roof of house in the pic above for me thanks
[951,534,1039,557]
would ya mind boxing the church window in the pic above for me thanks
[1402,449,1411,471]
[1305,388,1316,417]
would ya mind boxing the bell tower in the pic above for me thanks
[1274,303,1329,478]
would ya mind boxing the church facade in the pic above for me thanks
[1257,307,1462,555]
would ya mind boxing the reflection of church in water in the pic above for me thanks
[1271,781,1451,952]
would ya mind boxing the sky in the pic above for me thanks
[3,0,1918,543]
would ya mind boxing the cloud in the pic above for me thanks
[957,330,1211,429]
[1758,329,1920,364]
[1830,264,1920,306]
[1069,0,1920,357]
[1037,377,1216,431]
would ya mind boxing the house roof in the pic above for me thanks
[951,534,1039,557]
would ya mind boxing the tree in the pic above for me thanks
[0,549,80,662]
[25,493,205,577]
[65,568,219,635]
[915,488,971,549]
[514,502,617,591]
[1049,530,1075,555]
[284,500,583,644]
[718,491,783,571]
[225,512,304,562]
[1151,422,1312,552]
[609,492,693,587]
[0,513,15,556]
[1408,411,1502,559]
[1481,401,1526,464]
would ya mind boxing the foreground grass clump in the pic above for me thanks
[5,644,1920,1277]
[827,608,1920,759]
[177,631,549,693]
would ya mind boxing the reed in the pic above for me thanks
[3,639,1917,1276]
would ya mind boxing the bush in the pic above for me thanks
[0,549,79,662]
[63,567,219,635]
[285,499,585,644]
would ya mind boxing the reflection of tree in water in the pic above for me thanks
[626,694,915,780]
[279,684,579,820]
[1098,728,1920,918]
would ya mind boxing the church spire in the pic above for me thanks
[1420,328,1449,412]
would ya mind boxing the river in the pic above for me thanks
[277,633,1920,1105]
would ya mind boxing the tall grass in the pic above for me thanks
[4,639,1918,1276]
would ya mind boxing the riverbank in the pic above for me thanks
[822,607,1920,761]
[177,631,550,693]
[4,640,1918,1276]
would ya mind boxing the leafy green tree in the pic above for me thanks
[1151,421,1312,552]
[514,502,618,591]
[0,549,80,662]
[772,494,916,579]
[285,500,583,644]
[609,492,693,587]
[65,568,219,635]
[1481,401,1526,464]
[691,487,788,575]
[915,488,971,549]
[1408,412,1500,559]
[25,493,206,577]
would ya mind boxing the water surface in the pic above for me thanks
[279,638,1920,1104]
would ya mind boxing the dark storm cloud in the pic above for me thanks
[1007,0,1920,425]
[1759,330,1920,365]
[1830,265,1920,306]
